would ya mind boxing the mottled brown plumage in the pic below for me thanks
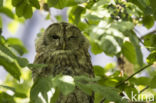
[32,22,94,103]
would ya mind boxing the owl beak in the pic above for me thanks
[58,38,66,50]
[63,43,66,50]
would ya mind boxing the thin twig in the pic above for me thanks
[0,28,2,35]
[84,18,90,25]
[116,64,152,88]
[136,36,145,46]
[140,29,156,39]
[139,85,150,94]
[134,28,150,51]
[40,0,55,22]
[133,28,144,45]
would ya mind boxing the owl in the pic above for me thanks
[32,22,94,103]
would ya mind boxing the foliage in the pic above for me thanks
[0,0,156,103]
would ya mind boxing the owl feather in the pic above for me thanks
[32,22,94,103]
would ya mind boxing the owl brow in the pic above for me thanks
[46,23,61,32]
[46,24,61,34]
[67,26,81,33]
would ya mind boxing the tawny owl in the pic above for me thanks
[32,22,94,103]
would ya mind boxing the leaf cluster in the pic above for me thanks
[0,0,156,103]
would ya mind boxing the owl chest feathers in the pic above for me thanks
[34,48,93,77]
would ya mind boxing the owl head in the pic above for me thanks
[35,22,89,54]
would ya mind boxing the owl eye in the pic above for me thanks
[69,36,77,40]
[52,35,60,39]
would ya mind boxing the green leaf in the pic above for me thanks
[100,36,119,56]
[135,77,151,85]
[75,82,92,95]
[50,88,60,103]
[150,76,156,88]
[122,41,137,64]
[0,17,2,29]
[94,93,104,103]
[77,21,88,31]
[102,78,118,87]
[0,85,27,98]
[24,4,33,19]
[0,42,28,67]
[0,45,21,80]
[131,77,151,85]
[128,0,147,10]
[0,92,16,103]
[85,14,101,24]
[30,76,53,103]
[93,65,105,76]
[142,15,154,29]
[30,97,43,103]
[12,0,23,7]
[30,75,75,103]
[15,1,26,17]
[0,0,3,7]
[100,39,116,56]
[124,85,138,99]
[149,0,156,10]
[53,75,75,95]
[0,7,14,19]
[29,0,40,9]
[74,76,97,95]
[9,45,27,56]
[147,51,156,64]
[48,0,77,9]
[6,38,28,56]
[74,75,100,83]
[90,41,103,55]
[16,57,29,67]
[15,1,33,18]
[88,84,127,103]
[0,35,5,44]
[129,32,143,66]
[14,92,27,98]
[3,69,32,100]
[75,0,88,3]
[154,9,156,20]
[111,21,134,32]
[68,6,85,24]
[91,0,110,9]
[74,76,100,95]
[143,33,156,50]
[0,85,15,91]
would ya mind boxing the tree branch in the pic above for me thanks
[139,85,150,94]
[116,64,152,88]
[84,18,90,25]
[136,35,145,46]
[133,28,151,52]
[134,28,151,52]
[0,28,2,35]
[140,29,156,39]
